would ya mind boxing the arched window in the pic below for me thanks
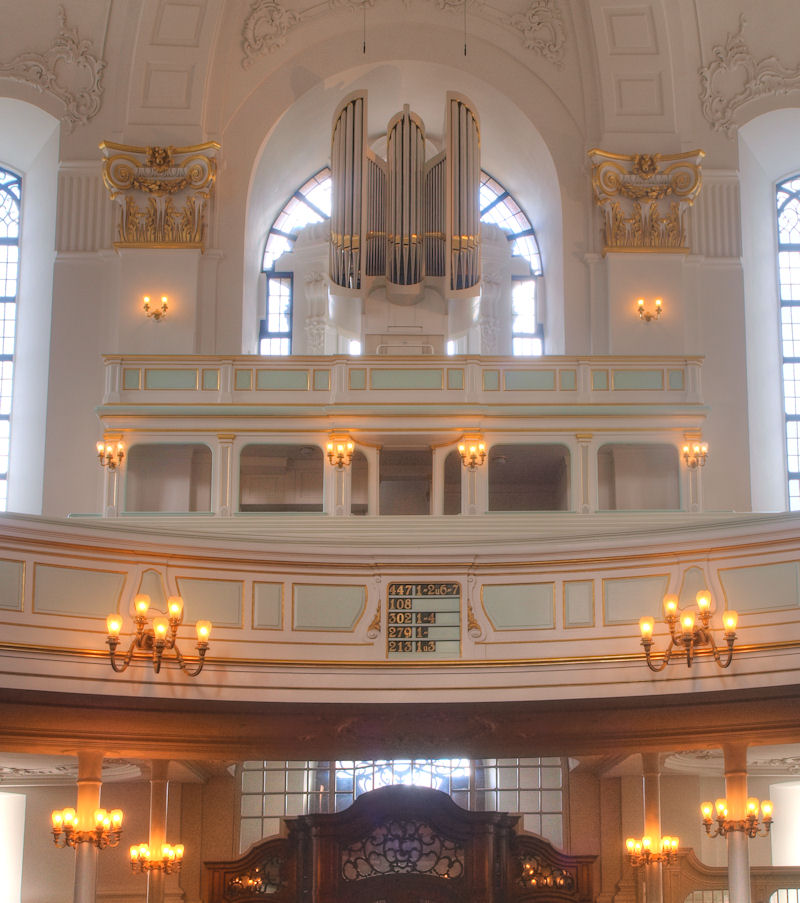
[260,169,542,356]
[777,174,800,509]
[0,167,21,511]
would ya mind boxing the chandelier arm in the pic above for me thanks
[174,643,208,677]
[107,636,136,672]
[153,643,164,674]
[644,638,673,672]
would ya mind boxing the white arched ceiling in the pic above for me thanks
[0,99,59,172]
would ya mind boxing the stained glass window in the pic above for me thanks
[0,167,21,511]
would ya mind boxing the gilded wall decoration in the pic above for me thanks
[240,0,566,68]
[588,149,704,254]
[699,17,800,136]
[100,142,220,251]
[0,5,105,132]
[241,0,301,68]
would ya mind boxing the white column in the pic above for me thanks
[642,753,663,903]
[214,434,234,516]
[576,433,593,513]
[147,760,170,903]
[723,743,751,903]
[72,750,104,903]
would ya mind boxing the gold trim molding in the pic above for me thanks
[588,148,704,254]
[100,141,220,251]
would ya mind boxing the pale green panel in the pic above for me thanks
[719,562,800,612]
[604,575,669,624]
[176,577,243,627]
[350,369,367,390]
[256,369,309,390]
[483,583,554,630]
[137,569,167,611]
[202,369,219,390]
[612,370,663,390]
[559,370,576,391]
[564,580,594,627]
[122,368,141,390]
[668,369,685,390]
[0,560,23,610]
[313,370,330,391]
[254,582,283,629]
[144,369,198,390]
[592,370,608,390]
[447,369,464,390]
[678,567,707,608]
[371,369,442,390]
[505,370,556,391]
[483,370,500,391]
[235,369,252,390]
[294,584,365,631]
[34,564,125,617]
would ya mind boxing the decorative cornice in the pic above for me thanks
[0,5,105,132]
[240,0,566,68]
[699,16,800,137]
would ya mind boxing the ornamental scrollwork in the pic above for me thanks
[699,16,800,137]
[507,0,565,65]
[242,0,301,68]
[100,141,220,251]
[519,855,575,891]
[226,857,285,896]
[0,5,105,132]
[588,148,704,253]
[341,819,464,880]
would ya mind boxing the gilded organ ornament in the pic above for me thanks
[588,148,704,254]
[100,141,220,251]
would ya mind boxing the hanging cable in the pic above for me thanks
[363,0,366,54]
[464,0,467,55]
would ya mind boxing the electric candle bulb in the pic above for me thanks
[715,798,727,815]
[107,613,123,637]
[701,801,713,820]
[626,838,636,852]
[94,808,107,826]
[638,298,644,309]
[696,591,711,612]
[96,441,105,456]
[723,610,738,633]
[761,800,773,819]
[63,808,76,826]
[153,617,169,640]
[52,810,63,829]
[681,612,695,633]
[746,798,759,815]
[663,594,679,617]
[639,616,654,638]
[110,809,123,828]
[175,844,184,859]
[642,836,652,851]
[655,298,662,309]
[134,594,150,615]
[196,620,212,643]
[167,595,184,619]
[130,845,139,861]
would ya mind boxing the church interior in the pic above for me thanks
[2,1,800,901]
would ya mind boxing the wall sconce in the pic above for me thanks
[683,441,709,468]
[639,591,737,671]
[326,438,354,469]
[51,807,123,849]
[637,298,662,322]
[458,437,487,470]
[106,594,211,676]
[625,835,679,867]
[143,295,168,320]
[700,798,773,838]
[96,441,125,471]
[130,842,184,873]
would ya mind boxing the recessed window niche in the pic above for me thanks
[125,444,212,512]
[350,451,368,515]
[597,443,680,511]
[379,449,432,515]
[239,444,323,512]
[444,449,462,515]
[488,444,570,511]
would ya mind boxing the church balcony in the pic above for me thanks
[96,353,708,517]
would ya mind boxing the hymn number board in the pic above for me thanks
[386,582,460,659]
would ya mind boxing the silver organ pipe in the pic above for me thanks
[330,93,366,289]
[425,153,445,277]
[447,94,481,291]
[365,155,386,277]
[386,105,425,287]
